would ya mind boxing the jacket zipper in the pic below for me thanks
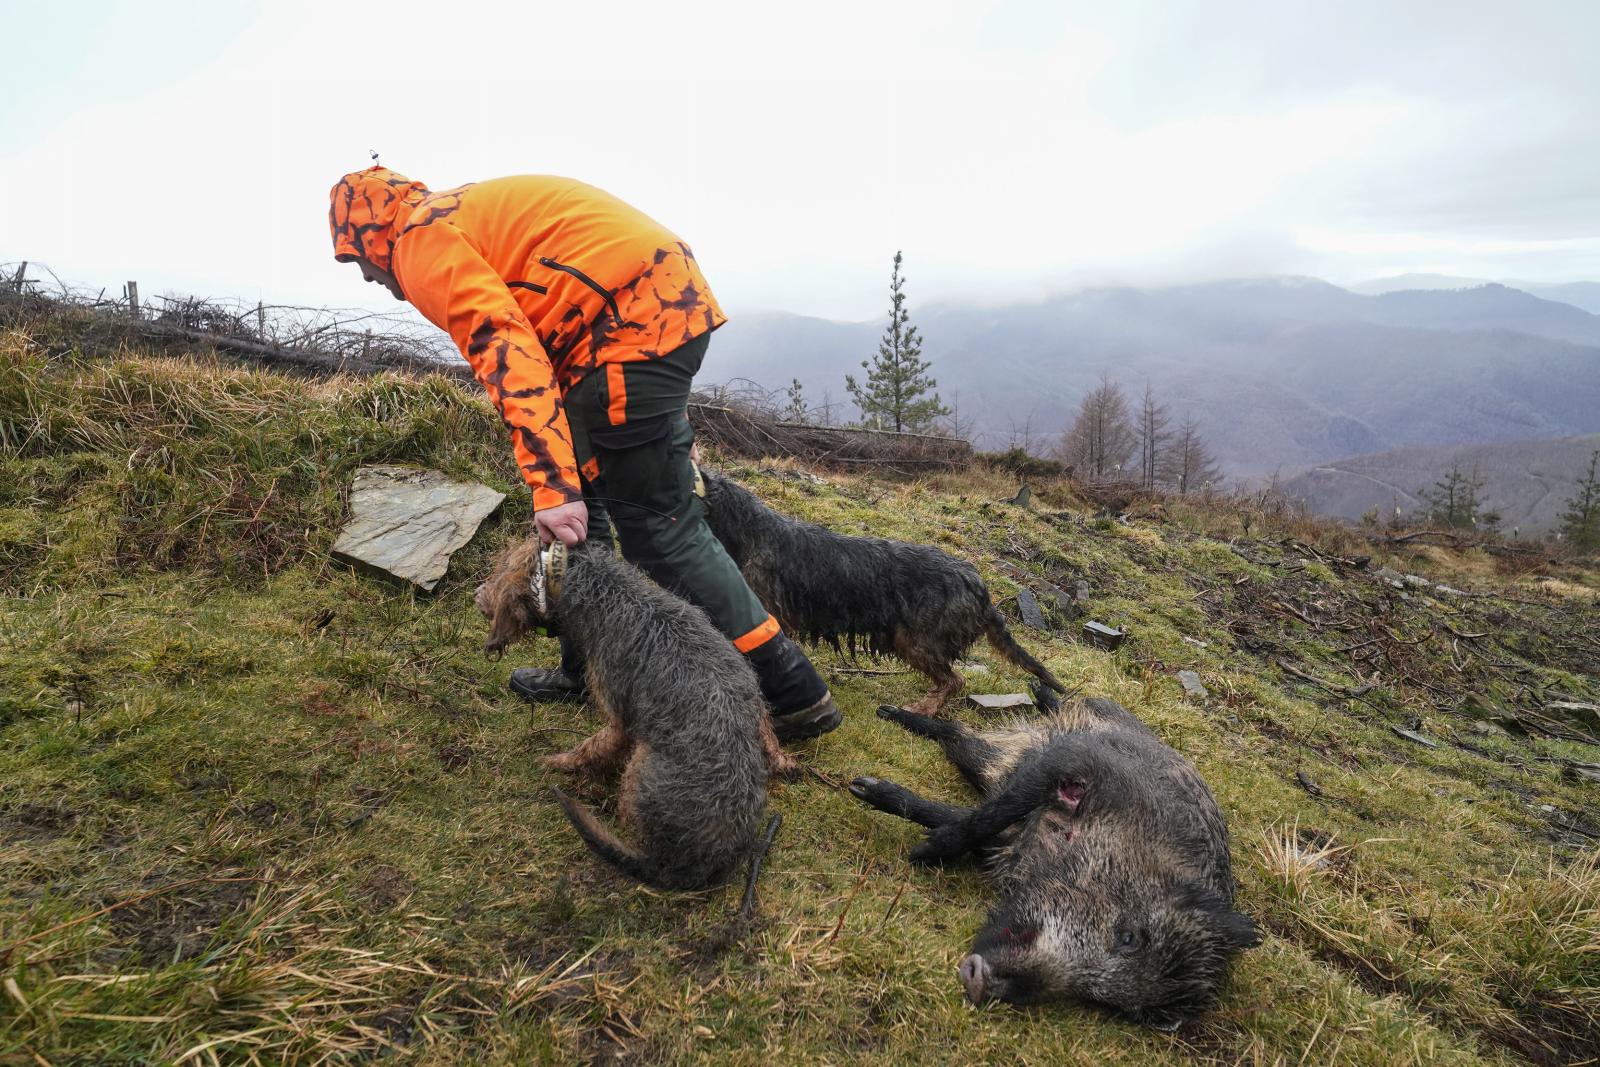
[539,256,622,322]
[507,280,548,295]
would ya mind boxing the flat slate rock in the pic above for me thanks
[332,465,505,592]
[1016,589,1049,630]
[1083,620,1125,650]
[967,693,1034,712]
[1177,670,1209,698]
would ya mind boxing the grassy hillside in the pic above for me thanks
[3,321,1598,1065]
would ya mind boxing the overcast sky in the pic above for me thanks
[3,0,1597,321]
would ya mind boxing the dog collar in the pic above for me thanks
[528,541,567,632]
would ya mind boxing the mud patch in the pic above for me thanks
[356,863,414,909]
[107,876,255,963]
[1484,993,1600,1067]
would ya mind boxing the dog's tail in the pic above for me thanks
[550,787,681,890]
[983,603,1068,695]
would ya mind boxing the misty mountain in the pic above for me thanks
[1354,274,1600,315]
[1280,434,1600,534]
[703,277,1600,476]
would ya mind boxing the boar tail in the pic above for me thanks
[551,787,676,889]
[984,603,1068,695]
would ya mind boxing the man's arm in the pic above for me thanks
[394,221,586,539]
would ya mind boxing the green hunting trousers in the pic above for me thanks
[558,334,827,715]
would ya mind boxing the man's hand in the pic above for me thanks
[535,500,589,546]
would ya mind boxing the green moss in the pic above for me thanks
[1,337,1596,1064]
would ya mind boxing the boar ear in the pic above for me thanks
[1216,909,1262,949]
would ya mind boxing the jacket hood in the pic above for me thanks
[328,166,430,271]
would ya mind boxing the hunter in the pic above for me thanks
[329,166,839,741]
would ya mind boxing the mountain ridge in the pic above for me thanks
[705,276,1600,476]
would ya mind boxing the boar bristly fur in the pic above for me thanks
[851,698,1258,1026]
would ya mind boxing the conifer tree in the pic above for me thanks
[781,378,808,421]
[1419,465,1485,530]
[846,251,948,432]
[1559,450,1600,551]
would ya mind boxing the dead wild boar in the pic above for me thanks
[851,698,1258,1027]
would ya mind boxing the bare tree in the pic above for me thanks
[1136,382,1171,491]
[1058,374,1136,480]
[1169,415,1221,495]
[1006,408,1041,454]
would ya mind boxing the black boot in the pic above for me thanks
[509,637,588,704]
[744,632,841,742]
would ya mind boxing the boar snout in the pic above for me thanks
[958,953,991,1004]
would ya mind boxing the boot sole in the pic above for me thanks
[772,703,843,743]
[507,678,587,704]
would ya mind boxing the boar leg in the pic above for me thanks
[849,775,970,828]
[877,705,1003,793]
[909,738,1116,864]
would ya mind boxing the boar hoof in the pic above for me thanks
[848,776,880,799]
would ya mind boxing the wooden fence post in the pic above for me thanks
[126,281,140,320]
[362,329,372,360]
[11,262,26,292]
[256,302,266,340]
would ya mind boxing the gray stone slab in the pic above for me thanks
[967,693,1034,711]
[1016,589,1048,630]
[1083,620,1125,650]
[332,465,505,592]
[1176,670,1209,698]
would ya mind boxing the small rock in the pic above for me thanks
[1181,636,1210,649]
[1176,670,1209,699]
[1035,579,1074,614]
[1016,589,1048,631]
[1492,714,1531,736]
[1561,763,1600,785]
[1074,580,1091,601]
[1083,621,1125,651]
[956,661,992,675]
[967,693,1033,712]
[1295,770,1324,797]
[1008,484,1032,507]
[1469,720,1508,737]
[1547,701,1600,731]
[1391,726,1439,748]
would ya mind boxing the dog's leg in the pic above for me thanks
[545,705,633,777]
[758,716,803,780]
[616,743,650,824]
[893,631,965,714]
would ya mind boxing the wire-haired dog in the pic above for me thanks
[477,538,796,890]
[699,469,1068,712]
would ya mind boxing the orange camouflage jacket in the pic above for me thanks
[329,167,726,509]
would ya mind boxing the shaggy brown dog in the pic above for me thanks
[700,469,1069,712]
[477,538,796,889]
